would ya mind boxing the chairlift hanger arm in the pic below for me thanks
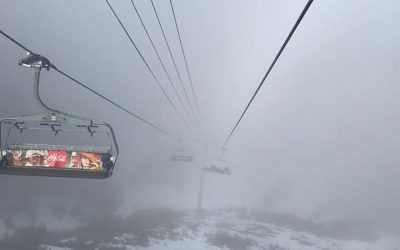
[18,56,56,115]
[19,54,89,122]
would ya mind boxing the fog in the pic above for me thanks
[1,0,400,245]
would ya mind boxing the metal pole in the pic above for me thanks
[197,142,208,212]
[197,167,205,212]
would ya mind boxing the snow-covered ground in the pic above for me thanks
[1,209,398,250]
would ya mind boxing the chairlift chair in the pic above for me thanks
[170,145,194,162]
[171,155,193,162]
[204,158,231,176]
[0,53,119,179]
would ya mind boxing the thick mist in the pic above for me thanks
[1,0,400,241]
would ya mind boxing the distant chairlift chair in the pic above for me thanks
[170,146,194,162]
[204,159,231,175]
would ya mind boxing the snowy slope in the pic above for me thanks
[1,209,398,250]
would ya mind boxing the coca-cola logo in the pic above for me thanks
[47,154,67,162]
[47,150,68,168]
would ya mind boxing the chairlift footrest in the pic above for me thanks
[0,165,110,179]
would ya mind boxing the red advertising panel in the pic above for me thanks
[7,148,106,171]
[47,150,68,168]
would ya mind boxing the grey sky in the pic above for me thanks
[1,0,400,235]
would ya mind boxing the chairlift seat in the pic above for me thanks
[171,155,193,162]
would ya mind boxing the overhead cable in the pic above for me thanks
[224,0,314,146]
[150,0,198,122]
[129,0,193,122]
[105,0,189,127]
[169,0,202,121]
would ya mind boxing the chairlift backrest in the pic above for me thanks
[0,115,118,179]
